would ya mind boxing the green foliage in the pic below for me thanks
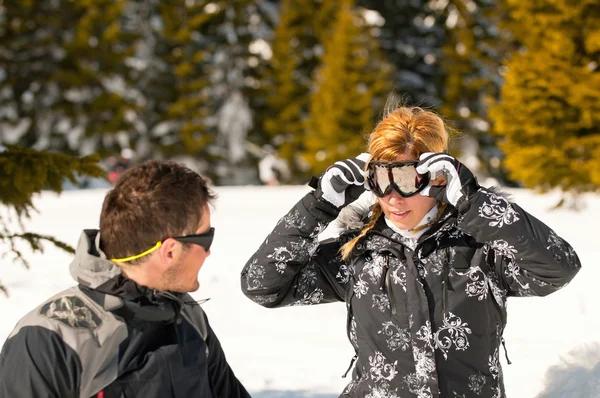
[132,0,214,158]
[260,0,338,179]
[0,146,105,294]
[358,0,445,106]
[0,0,138,157]
[489,0,600,193]
[440,0,515,179]
[304,0,392,174]
[260,0,340,170]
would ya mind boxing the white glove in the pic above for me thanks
[416,152,479,210]
[316,153,370,208]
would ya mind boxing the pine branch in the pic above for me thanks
[0,146,106,216]
[0,147,103,296]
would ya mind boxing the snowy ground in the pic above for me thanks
[1,185,599,397]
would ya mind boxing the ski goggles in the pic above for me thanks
[111,227,215,263]
[366,161,430,198]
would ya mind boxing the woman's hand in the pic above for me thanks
[316,153,370,208]
[416,152,479,211]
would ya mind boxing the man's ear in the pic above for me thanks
[158,238,180,265]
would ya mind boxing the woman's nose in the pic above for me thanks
[387,189,404,204]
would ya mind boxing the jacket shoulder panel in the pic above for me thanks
[8,286,128,398]
[39,294,103,330]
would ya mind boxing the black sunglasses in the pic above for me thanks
[366,161,430,198]
[173,227,215,252]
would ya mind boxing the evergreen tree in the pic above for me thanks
[358,0,445,107]
[304,0,392,174]
[0,146,104,295]
[440,0,515,180]
[489,0,600,193]
[125,0,212,159]
[259,0,338,179]
[0,0,138,157]
[123,0,272,184]
[195,0,272,184]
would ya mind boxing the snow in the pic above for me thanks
[1,185,599,397]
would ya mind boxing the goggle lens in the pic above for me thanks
[367,161,429,198]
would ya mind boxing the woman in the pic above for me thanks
[241,105,581,398]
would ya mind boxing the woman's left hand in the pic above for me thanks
[416,152,480,210]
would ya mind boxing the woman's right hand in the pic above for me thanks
[315,153,370,208]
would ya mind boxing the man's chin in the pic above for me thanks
[167,281,199,293]
[185,280,200,293]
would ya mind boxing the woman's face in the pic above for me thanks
[376,154,437,230]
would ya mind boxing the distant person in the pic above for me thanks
[0,161,250,398]
[241,102,581,397]
[258,145,290,186]
[107,148,134,185]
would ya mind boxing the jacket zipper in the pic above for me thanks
[342,354,358,378]
[501,337,512,364]
[343,278,359,378]
[380,255,397,315]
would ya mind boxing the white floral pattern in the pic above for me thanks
[364,255,385,284]
[420,249,447,276]
[353,280,369,298]
[434,312,472,360]
[389,261,407,292]
[290,288,324,306]
[368,351,398,382]
[365,383,402,398]
[297,265,318,293]
[378,321,411,352]
[267,246,293,274]
[455,267,488,301]
[546,229,578,266]
[489,348,501,380]
[468,373,486,395]
[371,293,390,312]
[478,191,520,228]
[277,209,306,230]
[245,258,265,290]
[336,263,351,284]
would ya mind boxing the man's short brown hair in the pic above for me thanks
[100,160,216,263]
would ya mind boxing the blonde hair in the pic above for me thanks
[339,102,450,260]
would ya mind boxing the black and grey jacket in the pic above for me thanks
[0,229,250,398]
[241,187,581,398]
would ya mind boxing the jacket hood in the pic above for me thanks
[69,229,123,289]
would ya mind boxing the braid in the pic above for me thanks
[340,204,383,261]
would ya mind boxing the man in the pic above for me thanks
[0,160,250,398]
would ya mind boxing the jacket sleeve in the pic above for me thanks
[0,326,82,398]
[241,191,352,308]
[457,187,581,297]
[204,315,251,398]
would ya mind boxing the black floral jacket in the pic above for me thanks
[241,187,581,398]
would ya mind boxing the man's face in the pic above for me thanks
[157,206,212,293]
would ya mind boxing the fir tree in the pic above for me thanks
[125,0,212,159]
[489,0,600,194]
[0,0,138,157]
[358,0,445,106]
[259,0,338,179]
[194,0,272,184]
[440,0,515,180]
[0,146,104,295]
[304,0,392,174]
